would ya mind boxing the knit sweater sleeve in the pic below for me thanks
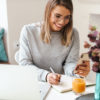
[63,28,80,76]
[18,25,49,82]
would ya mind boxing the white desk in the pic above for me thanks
[0,64,95,100]
[46,86,95,100]
[46,70,96,100]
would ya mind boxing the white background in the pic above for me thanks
[6,0,100,64]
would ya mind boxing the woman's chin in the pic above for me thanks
[53,27,62,32]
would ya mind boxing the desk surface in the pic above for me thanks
[0,64,95,100]
[46,70,96,100]
[46,86,95,100]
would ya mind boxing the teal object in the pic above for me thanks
[0,28,8,62]
[94,73,100,100]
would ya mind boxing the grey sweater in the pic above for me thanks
[16,22,80,82]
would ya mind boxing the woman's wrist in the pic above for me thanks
[46,72,50,82]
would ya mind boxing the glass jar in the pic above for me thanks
[72,78,86,94]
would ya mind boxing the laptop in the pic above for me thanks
[0,65,41,100]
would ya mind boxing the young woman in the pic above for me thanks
[15,0,90,85]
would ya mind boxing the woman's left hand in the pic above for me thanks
[74,61,90,77]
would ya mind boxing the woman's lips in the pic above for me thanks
[55,23,63,29]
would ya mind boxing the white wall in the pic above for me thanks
[73,0,100,54]
[7,0,100,64]
[7,0,47,64]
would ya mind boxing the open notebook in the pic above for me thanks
[52,75,96,93]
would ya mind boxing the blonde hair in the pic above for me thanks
[40,0,73,46]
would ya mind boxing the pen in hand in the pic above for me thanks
[50,67,61,83]
[50,67,55,73]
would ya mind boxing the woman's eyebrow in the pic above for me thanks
[55,13,62,16]
[55,13,70,17]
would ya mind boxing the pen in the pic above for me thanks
[50,67,55,73]
[50,67,61,83]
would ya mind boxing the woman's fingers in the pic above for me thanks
[57,74,61,82]
[47,73,61,85]
[52,74,61,83]
[76,69,89,77]
[74,63,90,77]
[49,77,59,85]
[53,74,61,81]
[77,72,89,77]
[78,66,90,71]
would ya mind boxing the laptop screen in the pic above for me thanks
[0,65,41,100]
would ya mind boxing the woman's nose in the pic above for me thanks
[58,18,65,25]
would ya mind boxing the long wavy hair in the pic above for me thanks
[40,0,73,46]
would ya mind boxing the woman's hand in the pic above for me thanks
[74,61,90,77]
[46,73,61,85]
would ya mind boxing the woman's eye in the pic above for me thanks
[56,15,61,18]
[65,15,71,20]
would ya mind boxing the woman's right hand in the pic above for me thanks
[46,73,61,85]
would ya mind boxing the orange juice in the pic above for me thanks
[72,78,86,93]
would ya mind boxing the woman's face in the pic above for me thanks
[49,5,71,32]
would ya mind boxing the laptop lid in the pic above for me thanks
[0,65,41,100]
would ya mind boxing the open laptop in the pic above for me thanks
[0,65,41,100]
